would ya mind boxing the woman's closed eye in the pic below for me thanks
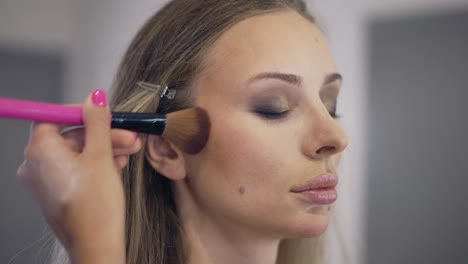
[254,107,291,119]
[250,92,293,120]
[324,100,340,119]
[328,105,340,119]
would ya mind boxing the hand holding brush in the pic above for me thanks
[16,90,130,263]
[9,89,210,263]
[0,93,210,154]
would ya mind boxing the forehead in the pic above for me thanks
[198,10,337,88]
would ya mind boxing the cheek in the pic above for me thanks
[205,119,279,185]
[188,116,292,216]
[187,112,293,205]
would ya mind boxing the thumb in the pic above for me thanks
[82,89,112,157]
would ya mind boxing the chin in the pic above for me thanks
[288,205,331,238]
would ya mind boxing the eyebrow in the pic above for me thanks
[247,72,343,86]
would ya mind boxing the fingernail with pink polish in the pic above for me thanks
[92,89,107,107]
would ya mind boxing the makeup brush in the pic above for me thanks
[0,97,210,154]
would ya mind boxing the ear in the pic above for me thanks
[145,135,186,180]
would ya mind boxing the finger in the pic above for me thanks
[110,129,138,150]
[63,135,85,153]
[62,127,137,148]
[112,138,142,156]
[61,127,140,154]
[26,122,71,165]
[17,160,46,204]
[61,127,85,152]
[113,155,129,170]
[82,89,112,157]
[29,122,63,145]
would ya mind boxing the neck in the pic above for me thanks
[183,218,280,264]
[173,182,281,264]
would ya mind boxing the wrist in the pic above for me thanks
[68,221,126,264]
[69,231,126,264]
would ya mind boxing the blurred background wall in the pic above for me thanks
[366,10,468,264]
[0,0,467,263]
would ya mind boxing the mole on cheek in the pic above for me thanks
[238,186,246,194]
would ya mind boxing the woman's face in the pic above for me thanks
[181,10,348,239]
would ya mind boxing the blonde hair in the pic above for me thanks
[52,1,324,263]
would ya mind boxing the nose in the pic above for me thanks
[302,109,348,160]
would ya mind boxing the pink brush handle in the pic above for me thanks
[0,97,83,125]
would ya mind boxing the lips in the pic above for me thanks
[291,174,338,192]
[291,174,338,205]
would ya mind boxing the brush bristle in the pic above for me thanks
[164,107,210,154]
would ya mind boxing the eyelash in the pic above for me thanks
[253,106,341,120]
[328,105,341,119]
[254,109,290,120]
[330,112,341,119]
